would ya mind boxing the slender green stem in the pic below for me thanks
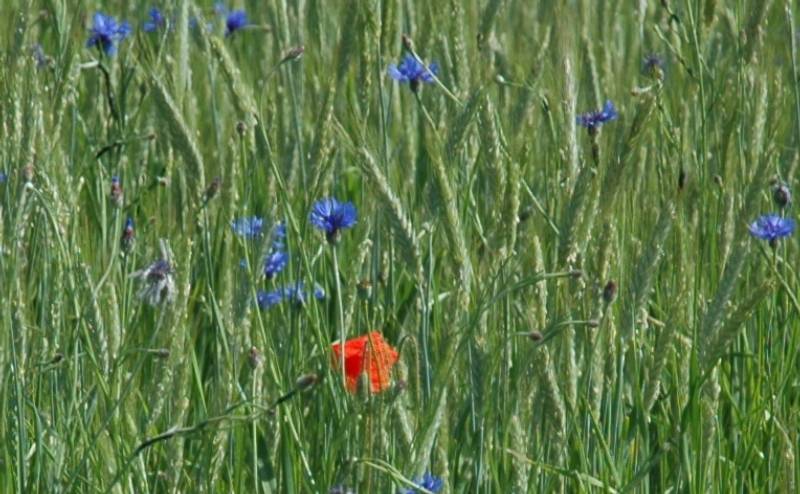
[332,245,347,387]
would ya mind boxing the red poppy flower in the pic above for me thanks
[331,331,399,393]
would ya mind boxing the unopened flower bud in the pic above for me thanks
[527,330,543,342]
[603,280,618,304]
[773,183,791,209]
[401,34,414,52]
[295,373,319,391]
[23,163,35,182]
[249,347,263,369]
[121,217,135,253]
[110,176,124,207]
[357,279,372,299]
[204,176,222,202]
[281,45,305,63]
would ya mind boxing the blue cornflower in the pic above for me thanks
[748,214,796,244]
[282,282,323,305]
[401,473,443,494]
[388,54,439,91]
[257,289,283,309]
[143,7,167,33]
[271,222,287,249]
[264,250,289,279]
[642,54,665,78]
[189,16,214,33]
[577,100,618,133]
[131,258,176,306]
[231,216,264,238]
[309,198,357,243]
[282,282,308,305]
[31,44,49,68]
[214,2,228,15]
[225,10,248,37]
[257,282,324,309]
[86,12,131,55]
[0,171,7,183]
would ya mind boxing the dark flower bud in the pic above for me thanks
[518,206,533,223]
[773,183,791,209]
[527,330,543,342]
[23,163,35,182]
[295,373,320,391]
[569,269,583,279]
[249,347,263,369]
[280,45,305,64]
[603,280,618,304]
[236,121,247,136]
[401,34,414,52]
[357,278,372,300]
[110,176,124,207]
[121,217,135,253]
[205,176,222,202]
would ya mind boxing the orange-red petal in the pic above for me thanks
[331,331,399,393]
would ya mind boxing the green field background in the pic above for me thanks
[1,0,800,492]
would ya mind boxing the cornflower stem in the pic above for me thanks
[414,92,442,143]
[96,60,119,123]
[332,244,347,387]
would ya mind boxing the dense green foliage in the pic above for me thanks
[2,0,800,492]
